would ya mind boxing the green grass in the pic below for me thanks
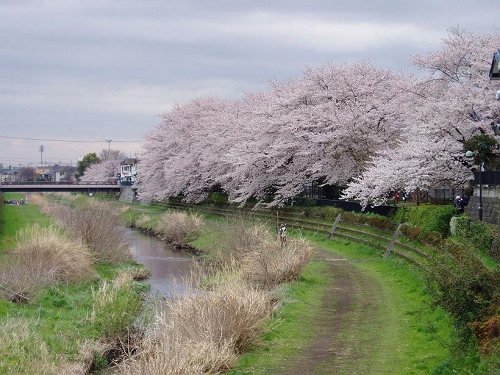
[11,197,486,374]
[0,193,52,250]
[0,266,144,374]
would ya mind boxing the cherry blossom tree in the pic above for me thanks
[138,63,414,206]
[226,62,415,206]
[344,28,500,207]
[80,149,127,184]
[137,97,248,201]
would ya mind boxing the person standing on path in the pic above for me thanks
[279,223,287,247]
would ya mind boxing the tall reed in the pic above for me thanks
[240,237,314,288]
[27,194,130,263]
[64,201,130,262]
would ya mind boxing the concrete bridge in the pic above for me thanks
[0,181,120,194]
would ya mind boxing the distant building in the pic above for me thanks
[35,166,51,181]
[51,164,77,182]
[0,166,17,183]
[119,158,138,186]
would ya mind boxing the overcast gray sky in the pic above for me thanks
[0,0,498,167]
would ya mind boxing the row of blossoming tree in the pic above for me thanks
[135,28,500,208]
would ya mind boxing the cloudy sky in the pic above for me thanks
[0,0,498,167]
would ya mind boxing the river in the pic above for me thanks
[125,228,196,299]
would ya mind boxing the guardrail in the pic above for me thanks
[0,181,116,185]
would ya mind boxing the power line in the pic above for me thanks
[0,135,142,143]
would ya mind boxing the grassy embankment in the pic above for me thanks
[2,194,496,374]
[124,200,500,374]
[0,192,148,374]
[121,203,456,374]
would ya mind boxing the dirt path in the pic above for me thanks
[276,249,387,375]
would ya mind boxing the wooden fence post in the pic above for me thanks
[384,223,403,258]
[327,213,342,239]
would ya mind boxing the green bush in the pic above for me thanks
[341,211,396,231]
[316,206,343,220]
[451,216,499,261]
[205,192,229,206]
[393,205,456,237]
[400,224,422,240]
[425,239,500,349]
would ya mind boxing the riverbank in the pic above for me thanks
[123,200,494,374]
[0,192,149,373]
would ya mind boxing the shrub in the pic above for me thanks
[400,224,421,240]
[425,239,500,348]
[470,314,500,356]
[451,217,499,261]
[421,231,443,246]
[394,205,456,236]
[364,214,396,231]
[0,224,94,301]
[316,206,343,220]
[491,234,500,262]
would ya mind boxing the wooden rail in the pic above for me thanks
[150,201,432,269]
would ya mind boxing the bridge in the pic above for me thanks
[0,181,121,194]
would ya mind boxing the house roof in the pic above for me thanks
[121,158,138,165]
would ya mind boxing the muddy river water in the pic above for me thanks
[125,229,196,299]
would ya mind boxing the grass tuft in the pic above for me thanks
[155,210,204,243]
[118,275,270,374]
[0,224,94,301]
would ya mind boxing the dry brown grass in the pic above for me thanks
[209,217,272,267]
[209,218,314,288]
[0,224,94,300]
[155,210,204,243]
[61,200,130,263]
[240,237,314,288]
[117,275,270,375]
[27,195,130,263]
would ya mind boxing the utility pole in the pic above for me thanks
[39,145,44,165]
